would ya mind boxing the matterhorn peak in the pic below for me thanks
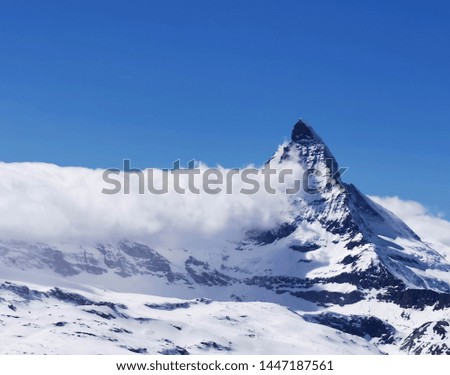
[281,118,340,181]
[291,118,324,144]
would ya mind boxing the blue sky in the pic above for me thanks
[0,0,449,215]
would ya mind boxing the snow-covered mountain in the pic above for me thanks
[1,119,450,354]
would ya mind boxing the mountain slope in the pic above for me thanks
[1,119,449,354]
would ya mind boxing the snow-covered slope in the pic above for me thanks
[1,119,449,354]
[0,280,380,355]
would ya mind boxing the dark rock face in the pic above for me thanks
[291,119,319,143]
[40,248,80,276]
[303,312,396,344]
[145,302,191,311]
[198,341,231,352]
[290,290,364,307]
[38,247,107,276]
[0,282,45,300]
[83,309,116,320]
[325,264,402,290]
[247,222,298,245]
[245,276,309,291]
[185,256,232,286]
[48,287,97,306]
[96,241,181,281]
[117,241,173,275]
[243,275,364,306]
[433,321,449,338]
[124,346,148,354]
[159,347,189,355]
[401,321,450,354]
[289,119,340,179]
[379,288,450,310]
[289,244,321,253]
[119,242,163,261]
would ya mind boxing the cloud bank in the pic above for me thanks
[0,160,296,247]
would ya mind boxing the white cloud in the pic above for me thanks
[0,157,298,247]
[369,195,450,259]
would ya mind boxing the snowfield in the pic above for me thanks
[0,280,380,355]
